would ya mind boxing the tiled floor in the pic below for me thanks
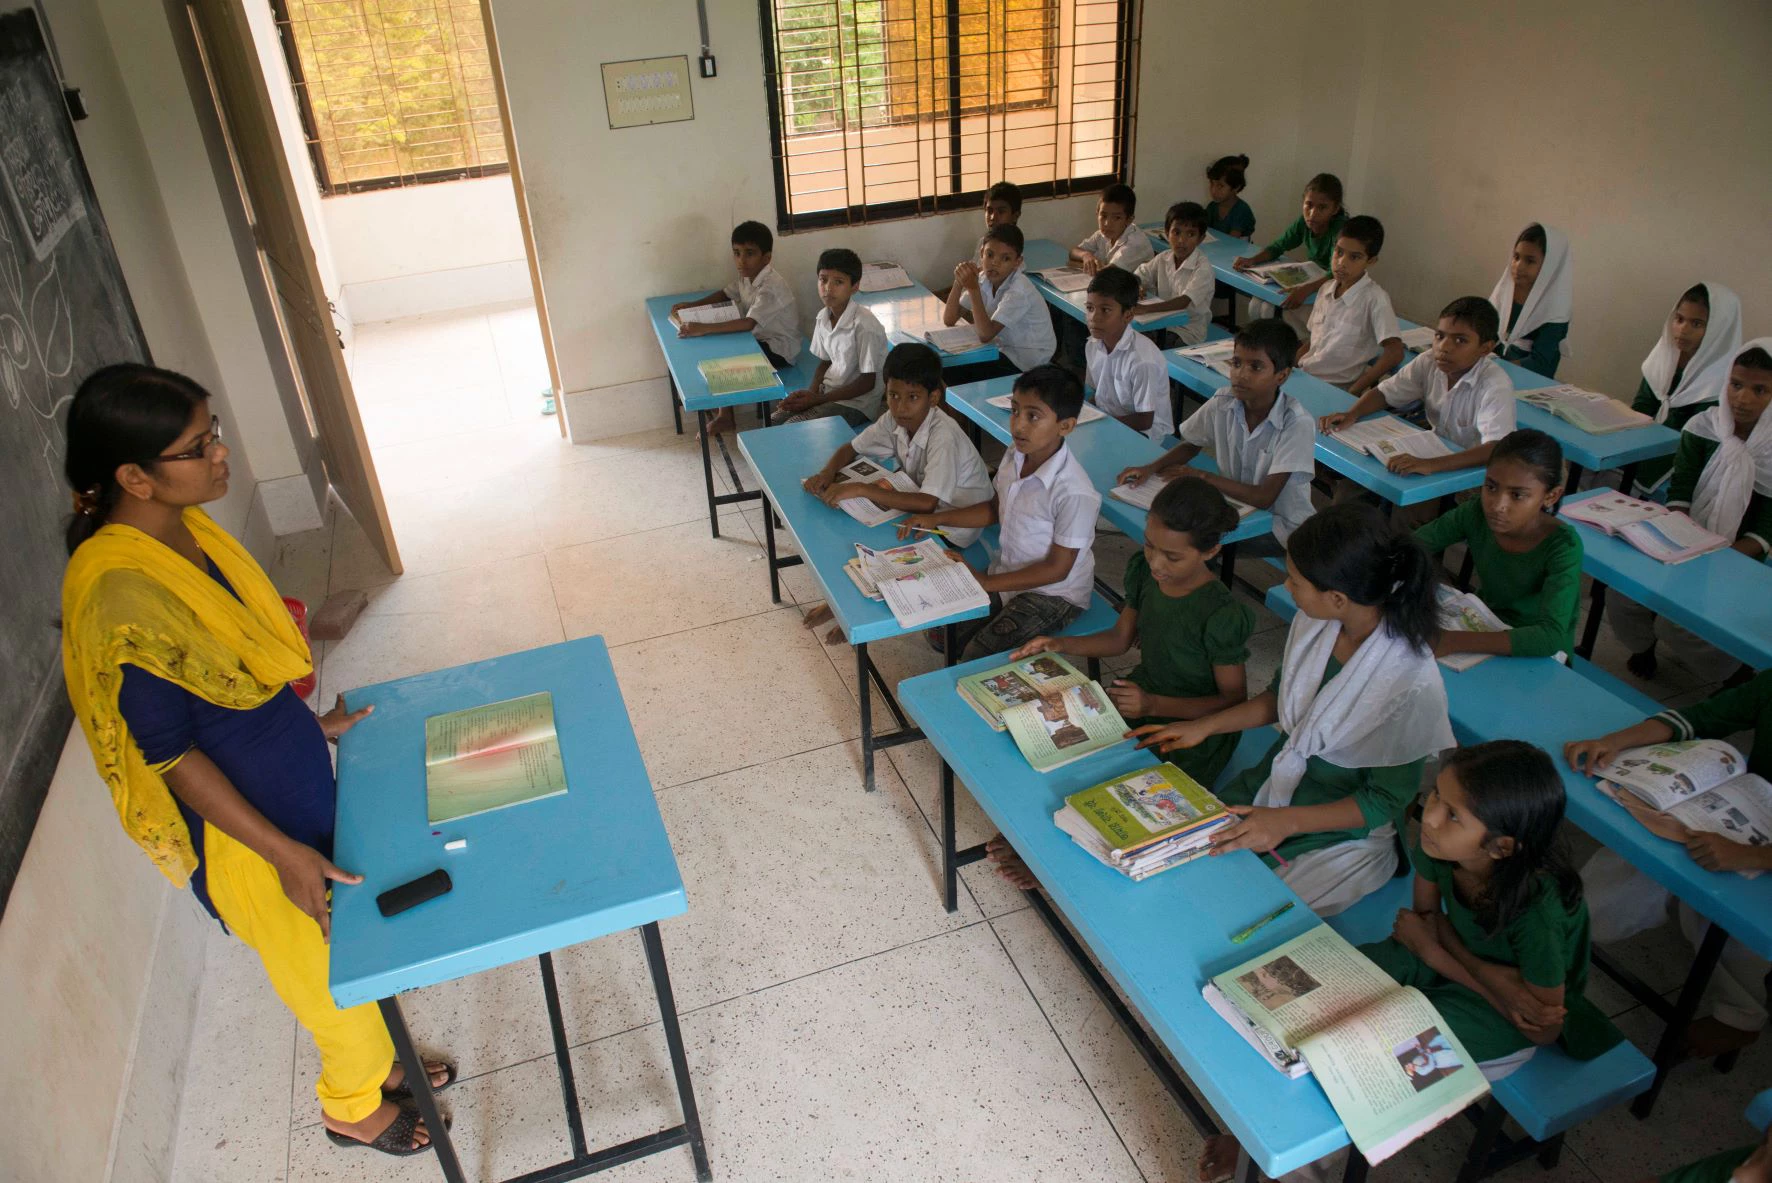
[166,304,1767,1182]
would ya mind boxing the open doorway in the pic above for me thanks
[237,0,563,567]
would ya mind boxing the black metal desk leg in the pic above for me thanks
[942,761,959,913]
[762,497,782,604]
[857,641,875,792]
[670,376,683,435]
[538,951,590,1160]
[1632,921,1732,1118]
[1219,540,1238,588]
[1565,462,1586,493]
[640,923,713,1182]
[1577,580,1608,660]
[377,996,467,1183]
[1617,461,1640,494]
[697,411,721,540]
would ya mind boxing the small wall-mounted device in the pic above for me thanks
[698,52,716,78]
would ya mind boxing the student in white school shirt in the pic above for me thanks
[1083,267,1172,441]
[1321,296,1514,477]
[669,220,801,436]
[1119,321,1317,545]
[901,365,1101,663]
[1296,215,1403,397]
[803,343,993,547]
[1070,182,1155,275]
[779,247,890,429]
[943,224,1057,372]
[1134,201,1217,347]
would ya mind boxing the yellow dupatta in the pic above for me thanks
[60,506,313,886]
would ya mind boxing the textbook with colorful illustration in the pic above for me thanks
[925,325,984,355]
[1559,492,1729,564]
[696,353,778,396]
[1172,338,1237,377]
[1035,265,1092,292]
[1244,260,1326,289]
[1001,681,1131,773]
[1053,762,1234,880]
[1596,739,1772,874]
[859,261,914,292]
[1433,586,1509,672]
[842,539,989,628]
[1209,926,1489,1163]
[424,692,568,824]
[1516,384,1653,435]
[956,652,1092,729]
[830,457,921,528]
[1331,416,1452,465]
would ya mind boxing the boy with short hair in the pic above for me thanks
[1321,296,1514,476]
[1084,266,1172,441]
[1233,172,1348,325]
[781,248,890,428]
[1296,214,1404,396]
[903,364,1101,661]
[1070,183,1154,276]
[804,343,993,548]
[1119,320,1317,544]
[670,220,802,435]
[944,224,1057,372]
[1135,201,1217,347]
[985,181,1023,230]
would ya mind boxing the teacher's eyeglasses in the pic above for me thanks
[154,416,224,463]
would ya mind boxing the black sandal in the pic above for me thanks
[324,1101,448,1157]
[383,1059,458,1101]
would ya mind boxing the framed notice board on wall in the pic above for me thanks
[601,55,693,129]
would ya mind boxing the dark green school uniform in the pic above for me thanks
[1500,302,1568,378]
[1361,841,1618,1063]
[1208,196,1256,239]
[1121,554,1255,788]
[1415,499,1584,657]
[1656,668,1772,780]
[1659,1145,1757,1183]
[1215,657,1425,864]
[1261,210,1349,271]
[1667,430,1772,551]
[1630,373,1713,492]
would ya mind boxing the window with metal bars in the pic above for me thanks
[271,0,508,195]
[762,0,1138,232]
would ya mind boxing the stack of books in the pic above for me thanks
[1053,763,1234,879]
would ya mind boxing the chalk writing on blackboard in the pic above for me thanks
[0,72,85,260]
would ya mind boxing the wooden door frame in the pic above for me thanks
[479,0,565,435]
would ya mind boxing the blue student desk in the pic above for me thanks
[942,375,1274,591]
[1164,347,1485,508]
[648,291,787,540]
[896,659,1353,1180]
[1264,582,1772,1118]
[1396,319,1678,488]
[1561,488,1772,670]
[856,275,1001,369]
[331,636,710,1183]
[1020,237,1198,335]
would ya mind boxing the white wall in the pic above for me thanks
[322,175,531,322]
[489,0,1338,435]
[1332,0,1772,399]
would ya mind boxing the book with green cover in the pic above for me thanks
[1065,763,1229,857]
[1002,682,1131,773]
[956,652,1090,730]
[424,692,568,824]
[697,352,777,397]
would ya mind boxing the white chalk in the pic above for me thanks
[444,838,467,851]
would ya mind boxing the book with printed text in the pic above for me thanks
[424,692,567,824]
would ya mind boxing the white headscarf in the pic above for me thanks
[1253,613,1454,809]
[1490,224,1573,359]
[1686,338,1772,540]
[1640,283,1743,419]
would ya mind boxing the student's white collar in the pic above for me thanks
[747,263,776,286]
[1489,224,1573,357]
[1446,353,1500,393]
[1011,440,1074,483]
[826,299,860,330]
[895,409,940,453]
[1641,283,1743,412]
[1330,273,1370,302]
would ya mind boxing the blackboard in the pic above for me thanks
[0,7,148,912]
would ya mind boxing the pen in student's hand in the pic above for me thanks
[1230,901,1295,944]
[906,525,949,538]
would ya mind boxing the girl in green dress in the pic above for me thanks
[1362,740,1617,1076]
[1416,429,1583,661]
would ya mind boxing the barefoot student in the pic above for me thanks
[60,365,454,1158]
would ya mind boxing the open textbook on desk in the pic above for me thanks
[1598,739,1772,875]
[1209,925,1488,1163]
[425,692,567,824]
